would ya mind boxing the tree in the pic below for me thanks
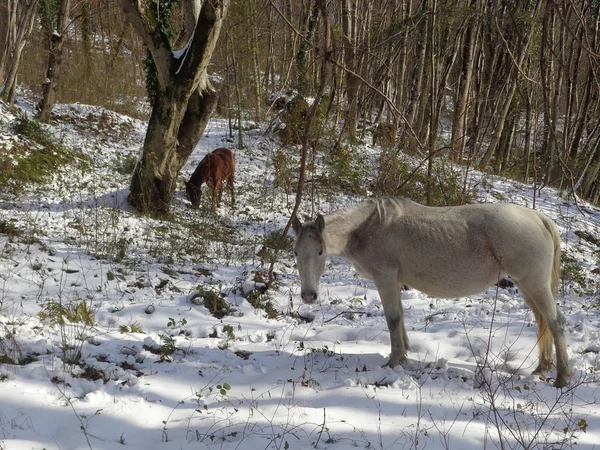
[0,0,40,105]
[0,0,11,82]
[340,0,359,139]
[120,0,230,214]
[37,0,73,121]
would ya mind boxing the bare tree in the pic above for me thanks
[1,0,40,105]
[341,0,359,138]
[450,1,478,163]
[0,0,12,82]
[121,0,230,214]
[37,0,72,121]
[478,1,540,170]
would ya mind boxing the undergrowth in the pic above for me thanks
[0,115,88,194]
[374,149,475,206]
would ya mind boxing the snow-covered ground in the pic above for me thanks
[1,97,600,450]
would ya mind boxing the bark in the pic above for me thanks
[539,1,559,184]
[123,0,229,215]
[580,131,600,199]
[38,0,73,121]
[341,0,359,139]
[522,69,533,182]
[0,0,12,83]
[228,33,244,149]
[296,0,320,96]
[1,0,39,105]
[451,8,476,163]
[478,3,539,170]
[249,0,261,122]
[269,0,332,284]
[425,0,436,205]
[393,0,412,128]
[263,5,275,93]
[406,0,428,153]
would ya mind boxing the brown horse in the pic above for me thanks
[186,148,235,211]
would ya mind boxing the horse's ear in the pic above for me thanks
[315,214,325,234]
[292,216,302,236]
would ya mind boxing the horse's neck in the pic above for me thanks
[323,204,370,256]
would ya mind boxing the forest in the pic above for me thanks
[2,2,600,449]
[2,0,600,208]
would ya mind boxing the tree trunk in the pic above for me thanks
[270,0,332,284]
[341,0,359,139]
[425,0,435,205]
[129,82,219,212]
[123,0,229,215]
[451,9,476,163]
[580,131,600,199]
[249,0,261,122]
[523,74,533,182]
[0,0,13,83]
[1,0,39,105]
[478,3,539,170]
[296,0,320,96]
[38,0,73,121]
[228,33,244,149]
[540,1,558,184]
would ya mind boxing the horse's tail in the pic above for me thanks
[541,214,561,297]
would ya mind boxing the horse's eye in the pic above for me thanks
[318,250,323,256]
[294,251,298,257]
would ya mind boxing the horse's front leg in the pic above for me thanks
[217,183,223,207]
[210,186,218,211]
[373,273,409,367]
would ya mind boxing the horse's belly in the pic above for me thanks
[403,265,502,299]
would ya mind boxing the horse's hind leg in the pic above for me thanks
[373,272,409,367]
[228,174,235,207]
[520,286,571,387]
[525,298,553,375]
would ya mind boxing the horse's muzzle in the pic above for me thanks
[301,291,318,303]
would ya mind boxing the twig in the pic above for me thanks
[314,407,327,448]
[323,309,368,323]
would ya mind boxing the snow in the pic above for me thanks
[1,97,600,449]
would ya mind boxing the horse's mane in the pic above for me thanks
[324,197,409,230]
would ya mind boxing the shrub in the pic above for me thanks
[323,144,369,195]
[111,151,138,175]
[245,289,278,320]
[373,151,474,206]
[192,286,230,319]
[38,300,95,326]
[278,96,309,145]
[257,230,294,267]
[0,115,86,193]
[372,122,397,149]
[272,148,296,194]
[561,252,590,294]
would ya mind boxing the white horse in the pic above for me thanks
[292,197,571,387]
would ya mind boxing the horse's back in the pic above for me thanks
[212,148,235,174]
[406,201,557,273]
[346,198,558,298]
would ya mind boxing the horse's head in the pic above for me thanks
[292,214,326,304]
[186,180,201,207]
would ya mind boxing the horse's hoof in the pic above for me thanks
[531,363,552,377]
[553,372,572,388]
[384,357,407,368]
[553,378,568,388]
[533,368,570,388]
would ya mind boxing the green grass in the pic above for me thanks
[0,115,89,193]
